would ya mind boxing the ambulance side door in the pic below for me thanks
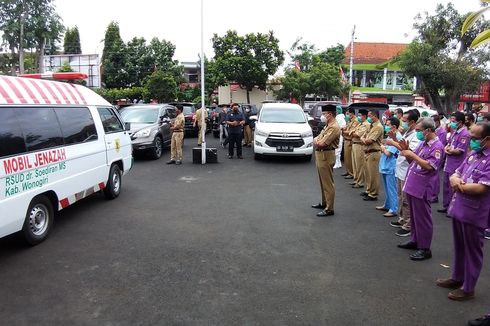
[96,107,131,167]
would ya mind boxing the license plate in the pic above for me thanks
[276,146,293,152]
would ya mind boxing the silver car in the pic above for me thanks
[120,104,176,159]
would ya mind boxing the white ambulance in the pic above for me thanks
[0,73,133,245]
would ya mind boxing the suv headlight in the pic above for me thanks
[255,129,269,137]
[134,128,152,138]
[301,130,313,138]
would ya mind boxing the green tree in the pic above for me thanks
[461,0,490,48]
[203,57,226,102]
[144,71,177,103]
[309,62,346,98]
[212,30,284,103]
[397,3,488,112]
[315,44,345,66]
[274,69,311,104]
[287,38,317,72]
[63,26,81,54]
[101,21,128,88]
[126,37,153,87]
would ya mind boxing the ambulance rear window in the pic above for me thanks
[0,108,27,158]
[54,107,98,144]
[16,107,64,151]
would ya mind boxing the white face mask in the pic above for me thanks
[320,115,327,123]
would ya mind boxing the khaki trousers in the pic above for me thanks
[352,143,365,186]
[344,140,353,176]
[364,151,381,197]
[397,178,411,231]
[315,150,336,211]
[244,125,253,145]
[170,132,184,161]
[197,124,204,145]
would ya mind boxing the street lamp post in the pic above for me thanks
[200,0,206,164]
[348,25,356,103]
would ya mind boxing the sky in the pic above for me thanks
[54,0,481,64]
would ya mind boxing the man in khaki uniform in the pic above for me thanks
[350,109,370,188]
[341,108,358,180]
[311,104,340,217]
[361,110,384,200]
[167,104,185,165]
[194,104,208,146]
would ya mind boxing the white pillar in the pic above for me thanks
[361,70,366,87]
[413,76,417,91]
[382,68,388,90]
[392,71,397,90]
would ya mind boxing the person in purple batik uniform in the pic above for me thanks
[439,111,470,213]
[436,122,490,302]
[397,118,444,261]
[429,114,447,203]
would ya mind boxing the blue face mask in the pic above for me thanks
[402,122,409,130]
[477,117,484,122]
[384,126,391,133]
[345,115,351,122]
[357,117,362,123]
[367,117,373,124]
[449,122,458,130]
[416,130,425,141]
[470,139,482,152]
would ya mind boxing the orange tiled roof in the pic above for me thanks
[343,42,408,65]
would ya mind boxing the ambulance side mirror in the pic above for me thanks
[124,122,131,131]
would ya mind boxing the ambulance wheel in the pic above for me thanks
[22,195,54,245]
[104,164,122,200]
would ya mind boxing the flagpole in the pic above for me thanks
[200,0,206,164]
[348,25,355,104]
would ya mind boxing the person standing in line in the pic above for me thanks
[429,114,447,203]
[395,108,404,132]
[167,104,185,165]
[218,104,229,147]
[311,104,340,217]
[350,109,370,189]
[334,105,346,169]
[194,104,208,146]
[376,117,400,217]
[386,110,421,237]
[465,113,476,131]
[225,103,244,159]
[438,111,470,214]
[243,107,253,147]
[436,122,490,301]
[360,109,384,201]
[397,117,444,261]
[341,108,358,180]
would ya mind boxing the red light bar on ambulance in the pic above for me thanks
[18,72,88,81]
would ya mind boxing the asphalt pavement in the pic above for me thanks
[0,135,489,326]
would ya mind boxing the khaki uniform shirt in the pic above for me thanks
[352,120,370,143]
[363,120,384,151]
[344,119,359,141]
[173,113,185,131]
[316,119,341,150]
[195,108,208,126]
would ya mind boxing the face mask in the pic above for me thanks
[396,132,403,141]
[320,115,327,123]
[449,122,458,130]
[357,117,362,123]
[367,117,373,124]
[384,126,391,133]
[470,139,482,152]
[477,117,484,122]
[402,122,409,130]
[416,130,425,141]
[345,115,351,122]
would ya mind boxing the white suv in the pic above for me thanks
[252,103,314,160]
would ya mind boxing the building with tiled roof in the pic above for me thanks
[343,42,407,65]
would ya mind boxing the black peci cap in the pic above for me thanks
[321,104,336,112]
[359,109,368,115]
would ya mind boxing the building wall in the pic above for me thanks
[218,85,279,105]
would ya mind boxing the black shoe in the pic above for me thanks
[390,221,403,228]
[238,156,243,159]
[437,208,447,213]
[311,203,326,209]
[341,172,349,176]
[317,210,334,217]
[349,181,357,185]
[397,240,418,250]
[485,230,490,240]
[175,160,182,165]
[197,144,202,147]
[228,155,233,159]
[363,196,377,201]
[468,315,490,326]
[166,160,176,164]
[410,249,432,261]
[344,175,354,179]
[360,191,368,197]
[395,228,411,237]
[352,184,364,188]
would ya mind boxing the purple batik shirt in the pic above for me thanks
[444,127,470,173]
[435,126,447,147]
[403,138,445,199]
[448,148,490,229]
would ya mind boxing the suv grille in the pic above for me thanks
[265,133,304,148]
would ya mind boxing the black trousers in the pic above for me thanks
[228,133,242,157]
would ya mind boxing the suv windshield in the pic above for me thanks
[182,106,194,115]
[260,108,306,123]
[121,108,159,123]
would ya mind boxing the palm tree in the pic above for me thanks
[461,0,489,48]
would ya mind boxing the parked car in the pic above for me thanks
[252,103,314,161]
[169,102,197,136]
[120,104,176,159]
[308,101,342,136]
